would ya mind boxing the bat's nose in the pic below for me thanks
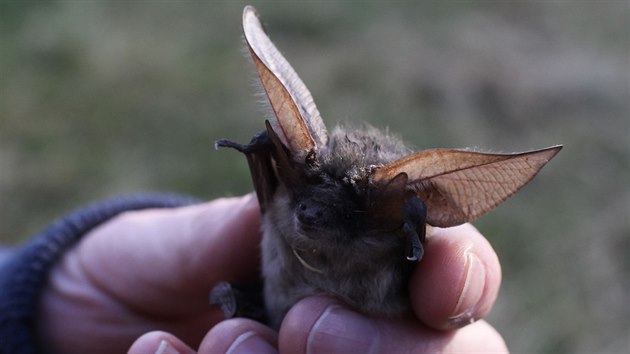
[297,202,324,226]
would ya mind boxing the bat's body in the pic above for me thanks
[211,6,562,328]
[261,126,417,327]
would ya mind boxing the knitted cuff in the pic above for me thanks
[0,193,199,354]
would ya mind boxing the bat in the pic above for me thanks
[210,6,562,329]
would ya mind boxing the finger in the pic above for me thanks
[279,296,508,354]
[75,194,262,315]
[410,223,502,329]
[128,331,195,354]
[198,318,277,354]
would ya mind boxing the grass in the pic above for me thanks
[1,1,628,352]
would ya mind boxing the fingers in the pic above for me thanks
[130,320,278,354]
[130,293,507,354]
[131,298,507,354]
[198,319,277,354]
[74,193,262,315]
[410,223,502,329]
[279,296,508,354]
[128,331,196,354]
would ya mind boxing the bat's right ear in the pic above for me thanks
[242,6,328,165]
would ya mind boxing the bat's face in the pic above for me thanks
[270,181,406,272]
[273,128,413,261]
[292,181,363,241]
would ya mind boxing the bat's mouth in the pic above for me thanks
[294,221,322,239]
[293,216,315,237]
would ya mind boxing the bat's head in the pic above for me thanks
[233,6,561,264]
[268,179,409,268]
[269,126,413,258]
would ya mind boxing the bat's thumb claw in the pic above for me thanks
[210,281,237,318]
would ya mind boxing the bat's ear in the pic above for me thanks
[264,120,304,189]
[371,145,562,227]
[243,6,328,165]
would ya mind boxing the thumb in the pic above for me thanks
[279,296,508,353]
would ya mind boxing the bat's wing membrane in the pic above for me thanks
[243,6,328,161]
[372,145,562,227]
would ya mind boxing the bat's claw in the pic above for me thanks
[215,130,271,154]
[406,232,424,261]
[214,139,249,153]
[210,281,238,318]
[403,197,427,262]
[209,280,268,323]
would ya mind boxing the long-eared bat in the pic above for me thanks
[211,6,562,328]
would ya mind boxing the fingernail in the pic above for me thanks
[307,304,380,354]
[226,331,277,354]
[448,251,487,326]
[155,339,181,354]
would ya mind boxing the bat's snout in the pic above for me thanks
[296,201,324,227]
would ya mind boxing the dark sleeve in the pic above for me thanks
[0,193,200,354]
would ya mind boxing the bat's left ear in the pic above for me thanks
[371,145,562,227]
[243,6,328,165]
[264,120,305,189]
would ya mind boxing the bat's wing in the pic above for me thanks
[243,6,328,163]
[371,145,562,227]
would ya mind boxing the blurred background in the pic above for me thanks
[1,0,628,352]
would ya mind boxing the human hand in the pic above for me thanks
[38,194,262,353]
[38,193,506,353]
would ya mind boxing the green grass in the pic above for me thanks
[1,1,628,352]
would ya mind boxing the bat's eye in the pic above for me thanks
[305,150,317,166]
[344,213,352,220]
